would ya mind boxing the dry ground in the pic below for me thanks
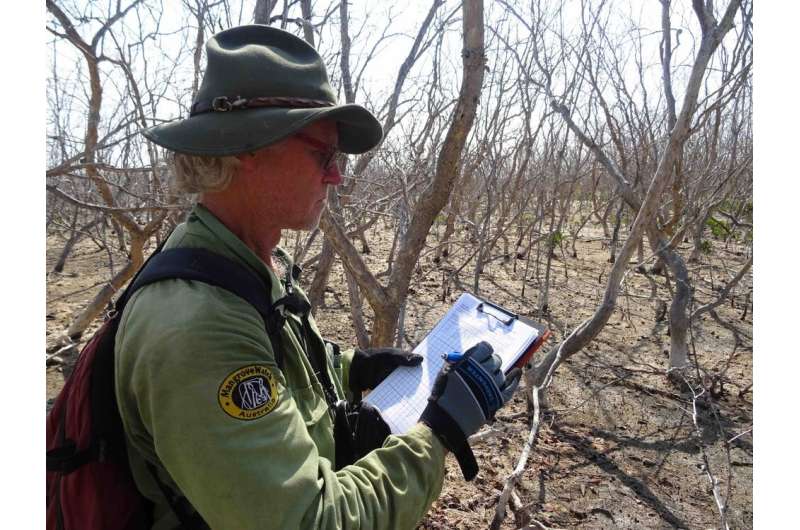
[46,219,753,529]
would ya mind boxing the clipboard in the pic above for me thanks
[363,292,551,434]
[472,297,551,373]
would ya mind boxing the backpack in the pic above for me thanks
[46,246,320,530]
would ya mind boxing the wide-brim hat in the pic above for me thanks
[142,25,383,156]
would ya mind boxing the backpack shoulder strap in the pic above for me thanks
[120,247,286,368]
[115,247,289,529]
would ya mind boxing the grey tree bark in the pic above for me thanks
[52,216,101,274]
[47,0,172,347]
[253,0,279,25]
[307,0,444,315]
[529,0,743,383]
[320,0,487,346]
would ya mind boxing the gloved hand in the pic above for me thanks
[349,347,423,398]
[333,399,392,469]
[419,341,521,480]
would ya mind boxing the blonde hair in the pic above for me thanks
[171,152,241,194]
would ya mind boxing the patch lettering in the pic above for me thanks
[218,365,279,420]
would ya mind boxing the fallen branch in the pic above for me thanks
[468,426,504,446]
[46,355,65,366]
[528,519,565,530]
[490,385,542,530]
[727,427,752,444]
[685,379,730,530]
[46,341,77,357]
[686,315,732,530]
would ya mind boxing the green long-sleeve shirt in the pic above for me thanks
[114,204,446,529]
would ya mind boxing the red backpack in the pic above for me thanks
[46,247,296,530]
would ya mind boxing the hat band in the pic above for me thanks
[190,95,335,116]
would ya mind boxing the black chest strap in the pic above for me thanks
[121,247,287,368]
[121,247,342,413]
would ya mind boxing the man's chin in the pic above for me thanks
[298,212,323,231]
[285,203,325,231]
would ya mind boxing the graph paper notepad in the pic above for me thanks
[363,292,541,434]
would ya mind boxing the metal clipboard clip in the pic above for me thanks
[476,301,518,327]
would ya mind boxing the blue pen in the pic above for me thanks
[442,351,464,363]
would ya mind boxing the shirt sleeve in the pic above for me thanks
[116,280,446,530]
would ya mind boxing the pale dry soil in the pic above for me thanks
[46,221,753,530]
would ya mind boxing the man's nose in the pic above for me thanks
[322,165,343,186]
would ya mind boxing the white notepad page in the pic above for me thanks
[364,292,539,434]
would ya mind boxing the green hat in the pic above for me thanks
[142,25,383,156]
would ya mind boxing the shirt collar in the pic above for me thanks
[190,203,291,302]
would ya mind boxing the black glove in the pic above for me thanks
[419,341,521,480]
[349,347,423,398]
[333,399,392,469]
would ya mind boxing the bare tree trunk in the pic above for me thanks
[437,195,460,261]
[395,299,407,349]
[598,196,614,238]
[369,303,401,347]
[345,270,370,349]
[293,227,319,265]
[189,0,206,100]
[111,217,127,252]
[47,0,166,346]
[472,189,493,295]
[654,228,692,370]
[520,221,535,300]
[299,0,314,47]
[689,209,713,262]
[538,197,558,314]
[52,216,101,274]
[530,0,742,383]
[321,0,486,346]
[569,210,591,259]
[253,0,279,24]
[303,0,341,312]
[636,239,646,271]
[383,219,400,277]
[533,197,546,287]
[308,238,335,311]
[52,205,80,271]
[608,200,624,263]
[373,0,485,345]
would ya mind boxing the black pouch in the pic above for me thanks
[333,400,392,469]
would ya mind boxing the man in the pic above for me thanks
[118,24,520,529]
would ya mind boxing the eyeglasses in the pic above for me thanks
[294,132,339,174]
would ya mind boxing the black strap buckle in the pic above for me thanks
[211,96,232,112]
[272,293,311,319]
[211,96,247,112]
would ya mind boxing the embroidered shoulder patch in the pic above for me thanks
[218,365,279,420]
